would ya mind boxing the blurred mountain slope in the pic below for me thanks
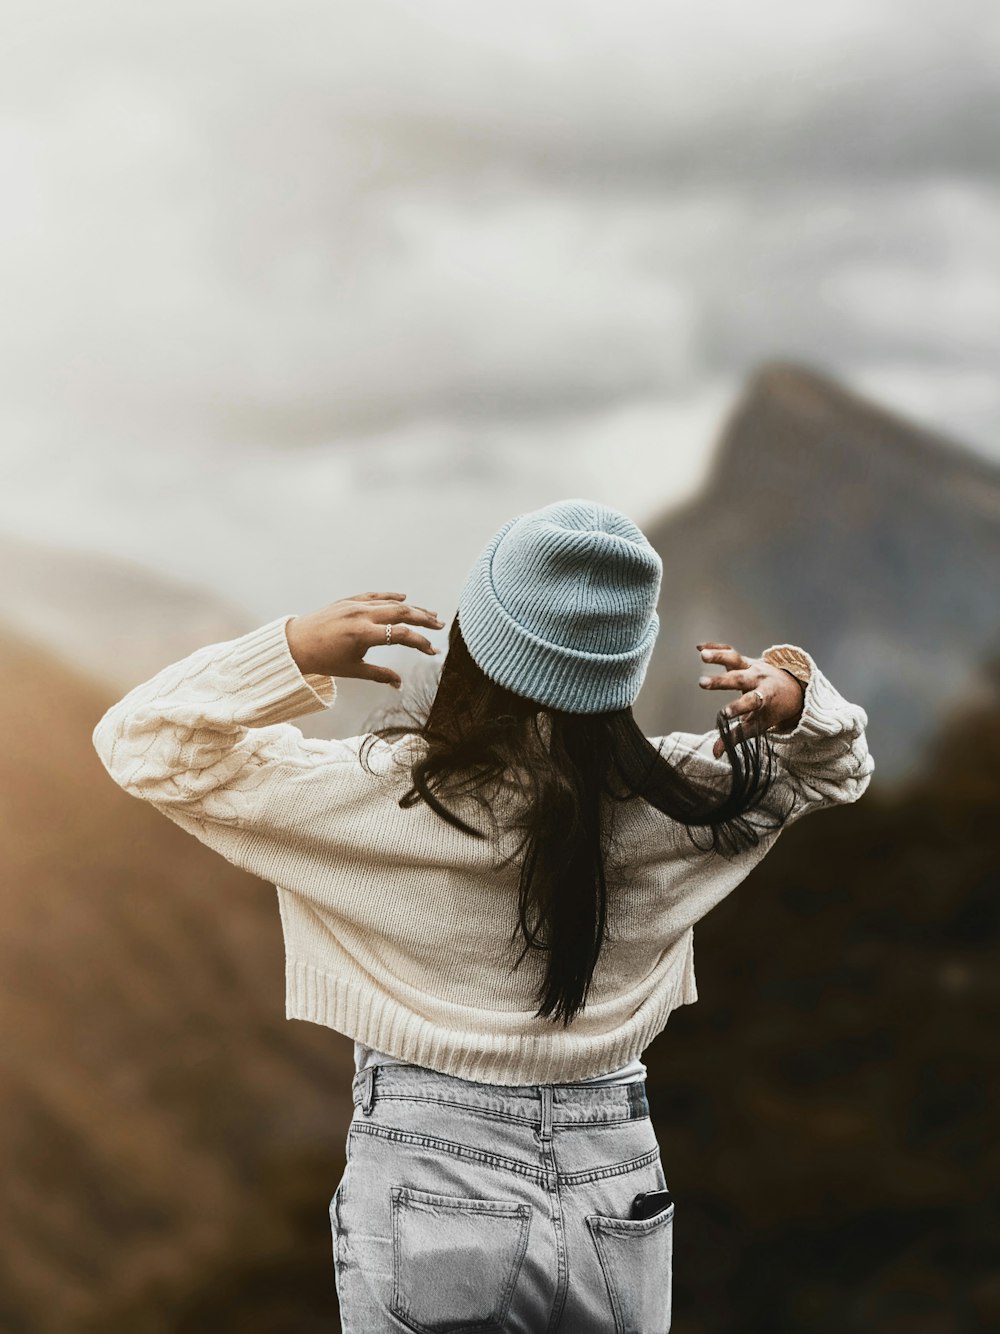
[0,624,351,1332]
[0,530,254,694]
[0,526,395,741]
[635,360,1000,783]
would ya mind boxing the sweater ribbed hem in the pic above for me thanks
[222,614,336,724]
[284,938,697,1086]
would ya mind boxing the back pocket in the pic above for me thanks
[586,1199,674,1334]
[390,1185,532,1334]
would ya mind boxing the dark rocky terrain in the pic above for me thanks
[641,648,1000,1332]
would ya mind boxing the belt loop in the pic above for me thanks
[540,1085,553,1142]
[361,1066,376,1116]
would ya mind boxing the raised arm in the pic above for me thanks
[91,594,444,893]
[91,615,345,851]
[657,642,874,824]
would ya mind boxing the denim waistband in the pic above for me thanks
[350,1060,650,1125]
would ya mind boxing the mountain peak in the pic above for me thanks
[638,360,1000,783]
[741,359,851,414]
[703,360,1000,504]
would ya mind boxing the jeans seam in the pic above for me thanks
[545,1159,570,1334]
[350,1120,547,1184]
[359,1093,646,1132]
[364,1093,541,1128]
[355,1092,647,1128]
[587,1221,626,1334]
[558,1145,662,1186]
[552,1116,649,1133]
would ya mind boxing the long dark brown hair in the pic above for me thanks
[359,614,795,1026]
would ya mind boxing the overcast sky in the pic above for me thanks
[2,0,998,626]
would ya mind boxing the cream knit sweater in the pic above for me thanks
[92,615,874,1086]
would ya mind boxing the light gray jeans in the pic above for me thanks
[330,1061,674,1333]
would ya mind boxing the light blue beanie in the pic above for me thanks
[457,498,662,714]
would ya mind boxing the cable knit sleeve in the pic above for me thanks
[756,643,874,817]
[91,614,366,881]
[655,644,874,825]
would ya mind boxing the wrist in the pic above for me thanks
[772,668,806,732]
[759,645,811,733]
[285,616,323,676]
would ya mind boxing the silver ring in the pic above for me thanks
[753,688,764,708]
[386,624,392,644]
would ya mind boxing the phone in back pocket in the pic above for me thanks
[629,1189,674,1220]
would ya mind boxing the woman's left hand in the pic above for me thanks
[286,592,445,688]
[696,641,807,758]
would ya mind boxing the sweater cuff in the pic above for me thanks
[758,643,863,745]
[220,614,337,725]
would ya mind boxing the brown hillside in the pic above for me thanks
[0,623,353,1332]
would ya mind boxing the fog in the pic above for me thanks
[2,0,997,621]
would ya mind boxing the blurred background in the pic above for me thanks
[2,1,998,1330]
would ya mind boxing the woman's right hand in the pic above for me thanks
[696,642,807,758]
[286,592,444,687]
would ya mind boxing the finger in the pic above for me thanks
[355,662,403,689]
[375,624,440,655]
[698,646,752,671]
[712,711,764,757]
[698,667,755,693]
[370,603,445,629]
[350,591,407,602]
[722,689,767,720]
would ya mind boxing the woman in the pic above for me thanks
[93,498,874,1333]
